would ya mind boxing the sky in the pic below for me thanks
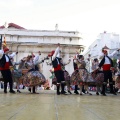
[0,0,120,51]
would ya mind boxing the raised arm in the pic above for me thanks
[62,58,71,66]
[9,52,18,59]
[52,47,59,61]
[108,49,120,57]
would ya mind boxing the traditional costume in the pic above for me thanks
[0,49,15,93]
[99,49,118,95]
[20,55,46,93]
[91,58,104,95]
[71,55,93,95]
[52,45,66,95]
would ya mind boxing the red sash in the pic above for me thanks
[102,64,111,71]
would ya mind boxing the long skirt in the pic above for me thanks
[91,71,104,85]
[12,69,22,83]
[70,69,95,85]
[20,71,46,87]
[115,76,120,89]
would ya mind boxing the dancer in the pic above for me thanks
[20,54,46,93]
[98,48,119,95]
[73,54,79,94]
[11,57,22,93]
[52,43,66,95]
[0,49,15,93]
[115,72,120,93]
[71,54,93,95]
[61,57,72,94]
[91,58,104,95]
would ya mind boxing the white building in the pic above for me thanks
[0,23,85,85]
[84,31,120,72]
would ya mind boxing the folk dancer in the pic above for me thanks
[21,54,46,93]
[73,53,85,94]
[0,49,15,93]
[71,55,93,95]
[98,48,120,95]
[91,58,104,95]
[52,43,66,95]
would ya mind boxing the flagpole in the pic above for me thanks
[3,22,8,46]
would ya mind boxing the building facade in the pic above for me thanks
[84,31,120,72]
[0,23,84,85]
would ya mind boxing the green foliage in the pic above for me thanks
[112,58,117,67]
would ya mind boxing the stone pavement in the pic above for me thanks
[0,89,120,120]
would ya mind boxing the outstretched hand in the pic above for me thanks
[117,48,120,51]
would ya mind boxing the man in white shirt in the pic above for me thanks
[52,43,66,95]
[99,48,120,96]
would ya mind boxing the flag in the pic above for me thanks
[0,35,2,49]
[3,36,6,45]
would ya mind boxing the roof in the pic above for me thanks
[0,25,4,29]
[0,23,25,29]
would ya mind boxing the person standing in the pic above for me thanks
[52,43,66,95]
[73,53,85,94]
[91,58,104,95]
[98,48,119,96]
[0,49,15,93]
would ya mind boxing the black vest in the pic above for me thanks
[99,55,113,68]
[52,57,61,68]
[0,54,12,68]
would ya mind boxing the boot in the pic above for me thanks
[17,89,21,93]
[82,85,85,94]
[74,85,79,94]
[9,83,15,93]
[61,84,67,94]
[57,85,60,95]
[4,84,7,93]
[101,85,106,96]
[110,84,117,95]
[96,92,99,95]
[32,87,36,93]
[68,90,72,94]
[28,88,31,92]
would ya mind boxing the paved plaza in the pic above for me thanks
[0,89,120,120]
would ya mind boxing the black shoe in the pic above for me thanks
[96,92,99,95]
[4,90,7,93]
[28,88,31,92]
[17,90,21,93]
[80,93,82,95]
[33,91,36,94]
[101,91,104,95]
[74,91,79,94]
[57,92,61,95]
[68,90,72,94]
[9,90,16,94]
[110,92,117,95]
[89,93,92,95]
[61,91,67,95]
[102,93,107,96]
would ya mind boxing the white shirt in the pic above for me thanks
[52,46,60,61]
[99,50,118,64]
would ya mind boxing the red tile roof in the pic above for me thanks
[0,25,5,28]
[0,23,25,29]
